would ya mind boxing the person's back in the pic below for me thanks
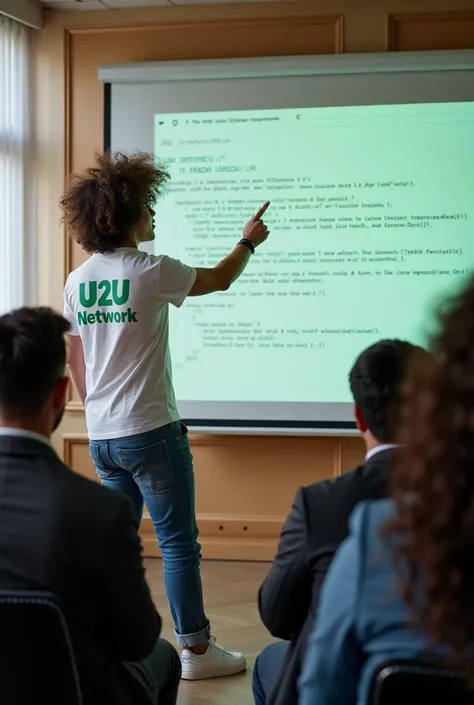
[255,339,432,705]
[0,307,181,705]
[64,248,191,439]
[0,435,158,704]
[299,498,445,705]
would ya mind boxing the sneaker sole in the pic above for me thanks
[181,661,247,681]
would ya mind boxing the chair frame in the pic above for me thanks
[0,590,83,705]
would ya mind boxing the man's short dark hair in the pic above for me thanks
[349,339,429,443]
[0,307,70,417]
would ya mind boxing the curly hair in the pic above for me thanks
[386,275,474,676]
[59,151,170,254]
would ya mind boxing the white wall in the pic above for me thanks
[0,0,43,28]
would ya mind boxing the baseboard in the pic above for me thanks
[140,513,282,561]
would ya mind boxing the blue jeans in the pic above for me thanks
[253,642,289,705]
[89,421,210,648]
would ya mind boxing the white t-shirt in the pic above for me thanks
[63,248,196,440]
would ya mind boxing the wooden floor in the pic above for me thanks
[145,558,275,705]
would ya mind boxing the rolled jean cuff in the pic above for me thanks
[175,622,211,648]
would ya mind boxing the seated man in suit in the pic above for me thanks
[253,339,431,705]
[0,306,181,705]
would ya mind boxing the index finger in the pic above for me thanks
[253,201,270,221]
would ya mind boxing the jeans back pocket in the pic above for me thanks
[116,439,173,494]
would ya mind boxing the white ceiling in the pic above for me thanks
[40,0,274,9]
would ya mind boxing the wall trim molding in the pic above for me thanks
[62,433,88,466]
[333,439,344,476]
[66,401,84,414]
[141,515,283,561]
[64,25,74,406]
[386,11,474,50]
[64,14,344,42]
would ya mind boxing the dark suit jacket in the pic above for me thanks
[258,448,394,705]
[0,434,161,705]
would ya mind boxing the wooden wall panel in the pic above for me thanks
[62,434,350,560]
[387,11,474,50]
[63,435,97,483]
[341,437,366,472]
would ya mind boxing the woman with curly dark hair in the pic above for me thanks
[298,277,474,705]
[61,151,270,682]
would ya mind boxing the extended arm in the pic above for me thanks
[258,488,313,640]
[66,334,86,405]
[188,201,270,296]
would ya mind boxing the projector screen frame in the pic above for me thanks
[101,49,474,151]
[99,50,474,436]
[99,50,474,85]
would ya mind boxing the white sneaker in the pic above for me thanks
[180,635,247,680]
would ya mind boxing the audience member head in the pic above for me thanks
[349,339,430,450]
[387,275,474,676]
[59,151,169,253]
[0,307,69,437]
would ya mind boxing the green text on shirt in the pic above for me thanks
[77,280,138,326]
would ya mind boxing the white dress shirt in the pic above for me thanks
[365,444,399,462]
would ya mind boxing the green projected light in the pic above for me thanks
[153,103,474,404]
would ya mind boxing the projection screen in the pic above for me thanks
[99,51,474,435]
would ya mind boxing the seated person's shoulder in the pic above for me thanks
[351,496,394,528]
[297,472,392,550]
[305,452,391,507]
[300,462,367,505]
[348,497,396,558]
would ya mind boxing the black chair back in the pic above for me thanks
[369,660,474,705]
[0,591,83,705]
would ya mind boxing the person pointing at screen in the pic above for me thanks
[61,150,270,680]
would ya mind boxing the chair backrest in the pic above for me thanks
[369,660,474,705]
[0,590,83,705]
